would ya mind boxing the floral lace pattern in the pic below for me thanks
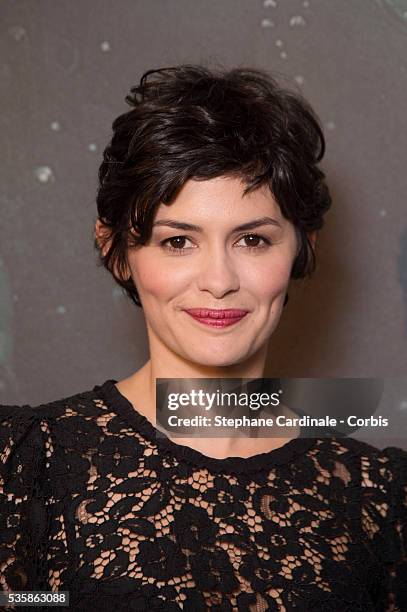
[1,379,406,611]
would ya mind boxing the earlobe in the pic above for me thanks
[308,230,318,249]
[95,218,132,282]
[95,218,112,258]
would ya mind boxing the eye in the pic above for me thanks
[160,236,195,255]
[159,233,272,255]
[235,233,271,250]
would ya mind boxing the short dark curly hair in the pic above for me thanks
[94,63,332,308]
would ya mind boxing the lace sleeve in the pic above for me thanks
[379,446,407,611]
[0,404,47,606]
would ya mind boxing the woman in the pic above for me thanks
[1,65,406,611]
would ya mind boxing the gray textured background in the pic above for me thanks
[0,0,406,449]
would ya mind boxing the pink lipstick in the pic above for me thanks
[183,308,249,328]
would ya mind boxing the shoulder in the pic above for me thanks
[0,380,111,424]
[310,436,407,503]
[313,434,407,470]
[336,435,407,479]
[320,436,407,526]
[0,383,107,473]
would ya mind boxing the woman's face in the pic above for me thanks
[126,176,301,367]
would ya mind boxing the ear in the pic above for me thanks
[94,218,112,258]
[308,230,318,249]
[94,218,131,282]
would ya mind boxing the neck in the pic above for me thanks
[118,340,269,426]
[149,352,268,381]
[114,342,300,457]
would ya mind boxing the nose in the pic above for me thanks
[196,243,240,298]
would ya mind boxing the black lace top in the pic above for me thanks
[1,379,406,612]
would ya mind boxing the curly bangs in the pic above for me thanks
[94,64,332,308]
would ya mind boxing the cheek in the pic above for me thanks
[242,257,292,298]
[129,252,188,299]
[139,269,168,298]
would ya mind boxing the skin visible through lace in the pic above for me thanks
[33,400,394,612]
[1,396,405,611]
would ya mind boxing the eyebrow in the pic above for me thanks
[152,216,282,232]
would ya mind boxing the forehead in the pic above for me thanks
[155,176,283,221]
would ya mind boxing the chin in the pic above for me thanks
[185,350,251,369]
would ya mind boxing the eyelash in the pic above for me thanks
[159,233,272,255]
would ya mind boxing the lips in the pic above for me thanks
[184,308,249,319]
[183,308,249,328]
